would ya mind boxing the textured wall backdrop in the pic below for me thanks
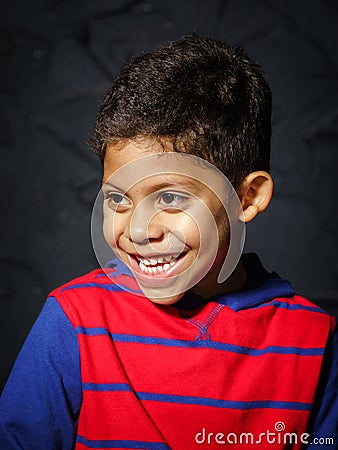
[1,0,337,390]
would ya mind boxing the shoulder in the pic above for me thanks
[278,295,336,349]
[261,293,335,323]
[264,293,336,333]
[229,254,336,348]
[47,260,143,329]
[248,291,336,348]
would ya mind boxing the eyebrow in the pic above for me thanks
[149,175,202,190]
[102,181,121,189]
[102,175,202,194]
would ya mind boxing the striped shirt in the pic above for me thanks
[0,254,336,449]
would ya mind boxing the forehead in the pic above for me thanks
[103,138,172,180]
[102,138,229,200]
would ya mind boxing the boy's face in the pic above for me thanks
[101,138,242,305]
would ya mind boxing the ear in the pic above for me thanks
[238,171,274,223]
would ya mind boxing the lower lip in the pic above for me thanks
[129,254,187,282]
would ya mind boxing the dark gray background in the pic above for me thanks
[1,0,337,391]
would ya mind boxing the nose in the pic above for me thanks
[127,207,164,244]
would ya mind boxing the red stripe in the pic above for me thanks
[78,336,323,403]
[57,287,331,349]
[78,392,309,449]
[77,391,167,443]
[209,304,332,348]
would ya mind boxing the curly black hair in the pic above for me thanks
[91,34,271,188]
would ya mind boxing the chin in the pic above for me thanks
[142,292,184,306]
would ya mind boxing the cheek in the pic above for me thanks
[172,214,200,250]
[103,211,124,249]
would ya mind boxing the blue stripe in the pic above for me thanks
[82,382,131,392]
[77,326,111,337]
[77,435,170,449]
[80,383,312,412]
[252,300,328,314]
[137,392,312,411]
[61,282,141,294]
[76,327,324,356]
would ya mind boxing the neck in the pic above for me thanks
[192,257,247,299]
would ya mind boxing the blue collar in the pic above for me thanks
[176,253,296,311]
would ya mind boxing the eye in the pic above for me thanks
[158,192,188,208]
[161,193,178,204]
[104,192,131,210]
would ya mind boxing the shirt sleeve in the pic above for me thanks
[0,296,82,450]
[306,324,338,448]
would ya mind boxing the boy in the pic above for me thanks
[0,35,336,449]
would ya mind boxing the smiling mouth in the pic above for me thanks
[131,253,186,276]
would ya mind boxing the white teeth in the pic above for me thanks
[137,254,180,267]
[136,254,182,274]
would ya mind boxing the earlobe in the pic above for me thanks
[239,171,274,223]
